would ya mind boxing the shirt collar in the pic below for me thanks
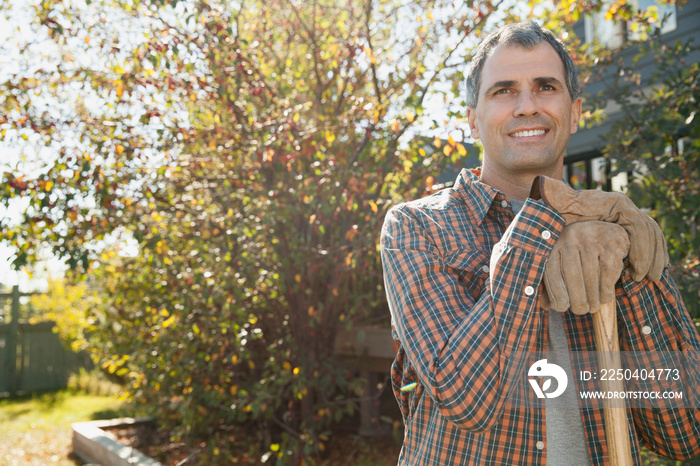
[452,168,506,225]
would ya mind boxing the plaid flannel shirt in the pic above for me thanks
[380,169,700,465]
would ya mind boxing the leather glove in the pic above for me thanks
[541,221,629,315]
[530,175,668,282]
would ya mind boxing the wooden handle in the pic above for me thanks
[592,301,634,466]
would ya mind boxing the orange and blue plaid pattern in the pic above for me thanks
[380,169,700,465]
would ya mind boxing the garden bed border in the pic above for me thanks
[72,416,162,466]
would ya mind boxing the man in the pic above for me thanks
[380,21,700,465]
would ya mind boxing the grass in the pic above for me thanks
[0,370,129,466]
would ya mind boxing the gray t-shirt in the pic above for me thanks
[510,198,591,465]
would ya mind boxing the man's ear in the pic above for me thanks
[570,97,582,134]
[466,107,480,139]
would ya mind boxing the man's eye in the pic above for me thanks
[540,84,555,91]
[494,88,510,95]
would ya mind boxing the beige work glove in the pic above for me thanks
[541,221,629,314]
[530,175,668,282]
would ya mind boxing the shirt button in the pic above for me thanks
[482,265,489,273]
[541,230,551,240]
[501,200,508,208]
[536,441,545,450]
[642,325,652,335]
[525,286,535,296]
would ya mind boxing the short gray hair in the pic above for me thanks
[465,21,580,108]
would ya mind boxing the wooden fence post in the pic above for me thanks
[7,285,20,396]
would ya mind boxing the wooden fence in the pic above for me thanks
[0,285,87,396]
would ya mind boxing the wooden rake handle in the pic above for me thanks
[592,301,634,466]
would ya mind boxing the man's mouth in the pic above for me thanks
[511,129,547,138]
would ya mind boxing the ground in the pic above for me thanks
[0,390,126,465]
[0,389,402,465]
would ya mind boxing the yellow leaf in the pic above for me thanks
[369,201,378,213]
[433,137,441,148]
[448,135,456,146]
[325,131,335,144]
[208,139,216,150]
[270,444,280,452]
[282,361,291,371]
[162,315,176,328]
[419,148,426,156]
[457,143,467,157]
[363,46,376,64]
[443,145,453,156]
[293,367,300,375]
[116,145,124,154]
[295,274,302,283]
[230,385,238,396]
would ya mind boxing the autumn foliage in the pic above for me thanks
[0,0,504,461]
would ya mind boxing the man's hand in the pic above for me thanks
[530,175,668,282]
[541,221,629,315]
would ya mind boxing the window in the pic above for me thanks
[584,0,677,48]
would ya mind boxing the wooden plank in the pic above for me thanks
[6,286,20,395]
[19,325,68,392]
[72,418,162,466]
[334,326,395,359]
[0,325,8,393]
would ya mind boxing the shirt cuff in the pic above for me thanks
[502,198,565,254]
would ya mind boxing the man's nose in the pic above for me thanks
[513,91,540,117]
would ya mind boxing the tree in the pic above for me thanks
[1,0,508,461]
[28,278,100,354]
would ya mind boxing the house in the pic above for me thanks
[566,0,700,191]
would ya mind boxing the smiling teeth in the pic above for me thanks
[512,129,545,137]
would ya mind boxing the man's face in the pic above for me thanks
[466,42,582,177]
